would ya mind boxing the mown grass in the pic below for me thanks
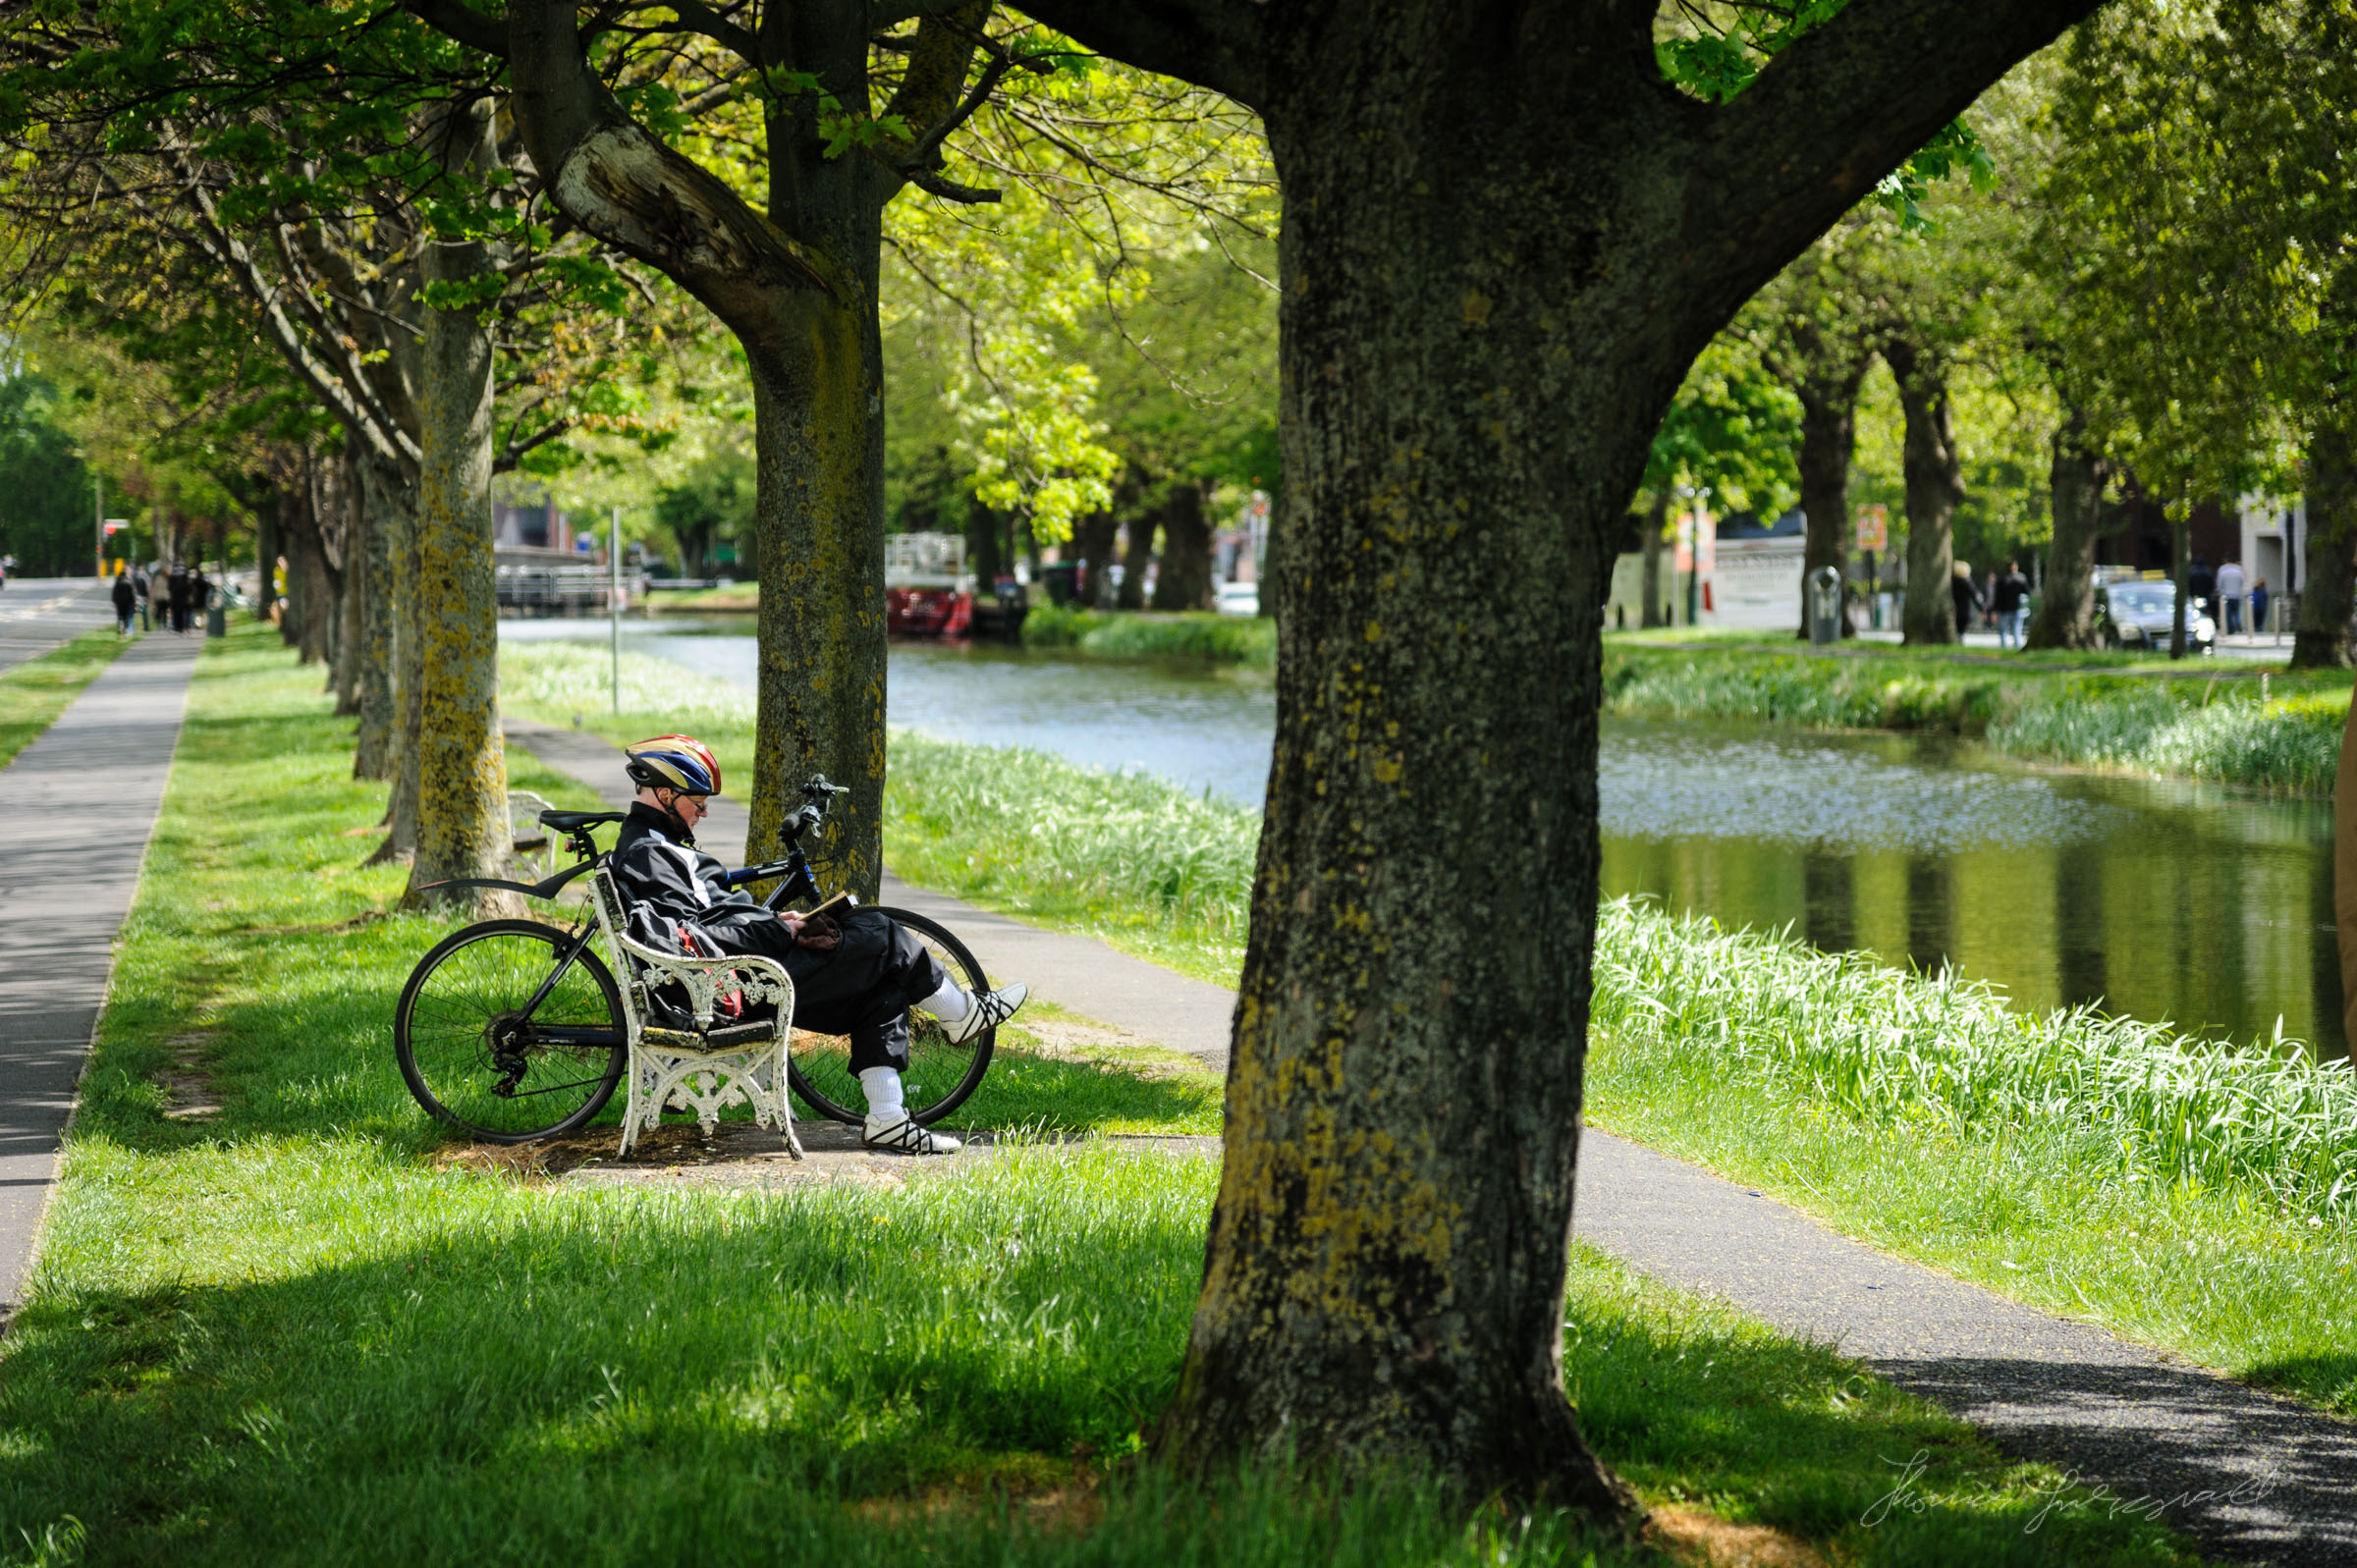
[1601,642,2349,792]
[1020,605,1276,667]
[0,627,131,770]
[0,624,2206,1565]
[644,581,759,612]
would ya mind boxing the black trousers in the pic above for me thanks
[718,907,947,1078]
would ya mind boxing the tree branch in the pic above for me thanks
[908,169,1002,203]
[998,0,1267,111]
[658,0,760,62]
[1695,0,2100,297]
[397,0,509,60]
[171,176,420,473]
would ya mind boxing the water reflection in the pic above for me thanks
[503,620,2342,1058]
[1597,719,2342,1061]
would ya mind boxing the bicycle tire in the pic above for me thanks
[786,907,997,1126]
[395,919,627,1143]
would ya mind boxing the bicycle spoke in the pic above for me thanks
[399,924,625,1142]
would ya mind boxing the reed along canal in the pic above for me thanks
[511,620,2342,1061]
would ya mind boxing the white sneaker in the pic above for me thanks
[861,1114,962,1156]
[939,982,1027,1046]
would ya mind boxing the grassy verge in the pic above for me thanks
[0,628,131,770]
[1021,605,1276,667]
[1583,899,2357,1418]
[0,625,2204,1564]
[644,582,758,613]
[1602,640,2349,792]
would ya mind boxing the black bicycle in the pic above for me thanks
[393,777,997,1144]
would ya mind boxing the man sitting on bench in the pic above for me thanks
[608,735,1026,1156]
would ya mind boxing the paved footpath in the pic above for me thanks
[0,577,108,674]
[0,634,199,1324]
[510,715,2357,1564]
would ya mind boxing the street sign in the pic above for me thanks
[1854,505,1888,553]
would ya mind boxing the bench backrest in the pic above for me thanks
[588,867,656,1037]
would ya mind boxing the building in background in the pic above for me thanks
[492,492,576,568]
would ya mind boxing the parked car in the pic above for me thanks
[2097,580,2216,654]
[1215,580,1260,617]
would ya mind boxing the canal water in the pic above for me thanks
[507,620,2342,1059]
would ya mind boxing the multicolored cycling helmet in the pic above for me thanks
[625,734,722,796]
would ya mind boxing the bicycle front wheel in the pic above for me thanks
[396,920,627,1143]
[788,908,997,1126]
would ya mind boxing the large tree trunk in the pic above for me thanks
[2027,407,2109,650]
[352,458,409,780]
[964,496,1003,588]
[2293,421,2357,669]
[275,470,308,650]
[1118,509,1153,610]
[403,100,518,914]
[741,291,889,894]
[1152,479,1216,611]
[1886,337,1963,644]
[331,452,365,714]
[1150,92,1675,1531]
[1073,512,1121,609]
[2168,499,2192,661]
[1794,362,1867,637]
[255,484,282,631]
[498,0,986,893]
[1638,488,1669,628]
[1020,0,2108,1514]
[285,480,339,668]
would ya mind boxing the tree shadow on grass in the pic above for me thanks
[82,935,1221,1169]
[4,1174,2192,1568]
[2244,1352,2357,1421]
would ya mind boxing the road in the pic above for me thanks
[0,576,109,674]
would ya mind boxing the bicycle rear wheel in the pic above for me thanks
[396,920,627,1143]
[787,907,997,1126]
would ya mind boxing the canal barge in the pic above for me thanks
[885,532,1026,640]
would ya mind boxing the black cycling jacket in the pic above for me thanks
[608,802,784,952]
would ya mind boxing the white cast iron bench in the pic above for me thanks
[587,867,805,1160]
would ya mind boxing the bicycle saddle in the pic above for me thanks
[538,809,629,831]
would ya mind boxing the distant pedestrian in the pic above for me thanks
[2216,558,2247,634]
[2252,577,2272,634]
[167,563,191,634]
[1949,560,1986,639]
[110,569,137,634]
[131,565,151,631]
[192,566,212,632]
[1992,559,2031,650]
[147,565,169,632]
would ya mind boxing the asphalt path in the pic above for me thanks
[0,632,198,1325]
[501,715,2357,1563]
[0,576,110,674]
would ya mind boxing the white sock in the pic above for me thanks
[858,1066,905,1123]
[916,976,969,1021]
